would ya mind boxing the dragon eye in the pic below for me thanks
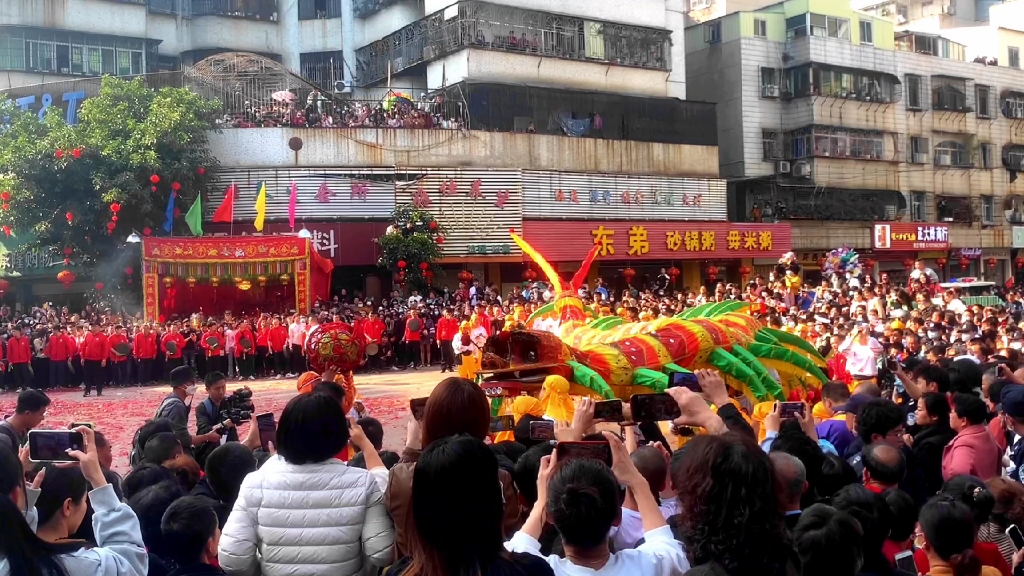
[526,350,538,363]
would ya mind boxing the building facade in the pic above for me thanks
[686,0,1024,284]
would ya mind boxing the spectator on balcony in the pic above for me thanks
[475,30,487,45]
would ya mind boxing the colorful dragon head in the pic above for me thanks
[510,231,600,333]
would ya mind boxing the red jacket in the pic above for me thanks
[161,332,185,359]
[234,329,255,357]
[256,327,269,348]
[363,319,386,343]
[45,334,74,362]
[436,317,459,341]
[202,331,224,356]
[108,334,129,362]
[80,333,110,362]
[134,332,157,360]
[7,336,31,364]
[268,326,289,352]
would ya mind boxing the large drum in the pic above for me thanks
[304,322,363,373]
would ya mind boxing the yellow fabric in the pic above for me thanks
[752,401,774,443]
[812,401,832,421]
[538,375,575,422]
[494,396,545,442]
[890,319,905,330]
[784,274,801,294]
[458,350,481,381]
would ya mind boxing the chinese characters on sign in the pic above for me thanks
[591,226,772,256]
[0,247,57,273]
[413,179,515,209]
[872,223,950,250]
[467,244,512,255]
[311,229,339,259]
[575,189,702,207]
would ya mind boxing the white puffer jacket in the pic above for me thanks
[219,455,395,576]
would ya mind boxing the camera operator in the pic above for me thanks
[195,371,243,466]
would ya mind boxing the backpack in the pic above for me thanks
[129,396,186,467]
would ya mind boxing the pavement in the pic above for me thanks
[0,367,449,473]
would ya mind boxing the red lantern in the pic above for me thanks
[902,258,914,271]
[418,262,429,271]
[143,227,152,236]
[988,257,998,269]
[429,221,437,230]
[2,226,10,237]
[163,276,174,288]
[106,222,116,232]
[817,257,826,270]
[171,182,181,192]
[424,270,434,282]
[111,215,118,223]
[458,270,474,283]
[523,268,538,282]
[1,204,8,211]
[0,191,10,202]
[623,267,636,283]
[668,266,681,278]
[63,258,70,265]
[196,167,206,176]
[151,186,157,192]
[173,207,181,217]
[54,150,64,159]
[63,247,72,256]
[94,282,104,291]
[397,260,407,269]
[937,256,948,268]
[738,265,751,279]
[65,211,73,224]
[706,265,719,281]
[110,202,121,213]
[150,174,160,184]
[56,269,76,289]
[863,258,876,271]
[959,257,970,270]
[1016,256,1024,269]
[71,148,82,159]
[124,267,134,275]
[0,279,11,296]
[436,236,445,245]
[394,273,405,285]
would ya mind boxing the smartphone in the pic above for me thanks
[894,550,916,573]
[669,372,701,392]
[410,397,428,421]
[629,393,682,422]
[68,422,95,430]
[529,420,555,441]
[593,399,624,422]
[885,358,900,372]
[28,430,84,463]
[489,415,516,434]
[779,402,806,419]
[255,412,276,453]
[1006,525,1024,549]
[555,441,612,466]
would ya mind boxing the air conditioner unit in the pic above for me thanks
[334,79,353,94]
[1010,107,1024,119]
[942,4,956,15]
[762,85,780,98]
[776,160,791,174]
[913,153,926,163]
[793,161,812,178]
[935,155,952,166]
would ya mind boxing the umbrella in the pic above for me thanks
[272,90,296,103]
[383,92,413,111]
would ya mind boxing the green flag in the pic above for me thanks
[185,195,203,236]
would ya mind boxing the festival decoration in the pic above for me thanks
[418,262,429,271]
[150,174,160,184]
[143,227,152,236]
[0,191,10,202]
[458,270,474,283]
[705,265,719,281]
[821,247,862,279]
[0,279,11,296]
[988,257,998,269]
[163,276,174,288]
[937,256,948,268]
[54,150,64,159]
[66,211,74,225]
[2,225,11,237]
[959,257,970,270]
[279,273,290,285]
[257,275,268,287]
[862,258,876,271]
[476,233,829,405]
[738,265,750,281]
[1016,256,1024,269]
[238,280,252,291]
[94,282,104,291]
[171,182,181,192]
[378,205,445,290]
[196,167,205,176]
[72,148,82,159]
[56,269,76,289]
[668,266,681,283]
[63,247,73,256]
[186,276,197,288]
[304,322,363,373]
[211,277,220,287]
[110,202,121,213]
[124,266,134,275]
[523,268,538,282]
[623,267,636,284]
[397,260,407,270]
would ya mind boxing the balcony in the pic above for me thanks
[932,76,972,113]
[936,195,974,224]
[782,125,899,162]
[192,0,278,20]
[1003,91,1024,120]
[352,0,404,18]
[354,0,672,86]
[896,32,965,61]
[737,184,905,222]
[784,64,902,104]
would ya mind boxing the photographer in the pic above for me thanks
[195,371,247,467]
[154,366,220,459]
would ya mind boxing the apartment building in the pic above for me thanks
[686,0,1024,284]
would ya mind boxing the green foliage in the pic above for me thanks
[377,205,446,290]
[0,77,220,267]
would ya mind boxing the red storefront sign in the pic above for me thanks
[872,223,950,251]
[205,221,387,266]
[522,221,792,261]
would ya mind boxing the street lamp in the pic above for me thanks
[297,228,312,239]
[126,232,142,244]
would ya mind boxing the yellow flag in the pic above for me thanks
[254,181,267,232]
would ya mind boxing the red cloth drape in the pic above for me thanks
[160,280,296,319]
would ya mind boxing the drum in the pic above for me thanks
[113,342,131,356]
[407,318,422,333]
[365,342,380,357]
[240,338,253,352]
[165,341,178,355]
[205,336,221,349]
[304,322,363,373]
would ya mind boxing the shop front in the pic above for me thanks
[0,238,89,309]
[521,221,792,292]
[872,222,951,285]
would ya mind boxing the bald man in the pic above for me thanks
[771,451,807,529]
[862,442,905,494]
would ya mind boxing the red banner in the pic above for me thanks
[872,223,950,251]
[143,272,159,322]
[143,236,308,262]
[522,221,792,261]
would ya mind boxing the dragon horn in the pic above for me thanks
[510,231,563,291]
[570,242,601,291]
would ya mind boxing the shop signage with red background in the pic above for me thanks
[522,221,792,261]
[872,223,950,250]
[206,222,388,266]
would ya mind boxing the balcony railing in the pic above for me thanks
[354,0,671,86]
[352,0,404,18]
[192,0,278,20]
[214,96,468,129]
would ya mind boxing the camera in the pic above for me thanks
[219,387,255,427]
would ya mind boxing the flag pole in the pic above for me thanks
[230,181,234,237]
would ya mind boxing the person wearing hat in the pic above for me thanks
[153,365,220,458]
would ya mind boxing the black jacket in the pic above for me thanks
[168,563,226,576]
[911,423,957,499]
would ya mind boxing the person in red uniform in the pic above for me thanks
[255,318,271,378]
[7,326,32,392]
[234,320,256,380]
[80,323,110,397]
[401,309,423,369]
[201,321,226,376]
[362,311,386,372]
[134,324,158,386]
[45,326,73,389]
[162,321,186,381]
[267,318,289,377]
[108,325,130,388]
[436,307,459,373]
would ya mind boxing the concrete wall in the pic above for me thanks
[685,37,745,177]
[0,0,150,38]
[359,0,423,45]
[205,128,721,177]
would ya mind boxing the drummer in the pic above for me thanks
[362,312,386,372]
[108,325,131,388]
[234,319,257,381]
[202,321,226,376]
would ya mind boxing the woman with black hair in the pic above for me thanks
[33,466,89,544]
[384,435,552,576]
[918,495,1002,576]
[508,432,688,575]
[0,427,148,576]
[831,484,915,576]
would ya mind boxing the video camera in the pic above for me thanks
[219,387,255,427]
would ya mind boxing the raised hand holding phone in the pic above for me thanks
[64,426,108,490]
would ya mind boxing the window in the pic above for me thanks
[0,29,149,77]
[299,0,342,19]
[911,191,927,221]
[977,85,992,117]
[906,74,924,109]
[910,136,929,163]
[691,0,712,9]
[1011,47,1021,69]
[982,195,995,224]
[1006,94,1024,119]
[932,76,969,111]
[783,126,886,160]
[760,67,780,97]
[762,129,783,160]
[810,14,827,36]
[299,50,344,88]
[825,16,850,40]
[0,29,26,70]
[786,65,811,97]
[981,143,994,168]
[933,140,970,167]
[786,15,807,38]
[754,18,768,37]
[859,20,873,45]
[705,22,721,43]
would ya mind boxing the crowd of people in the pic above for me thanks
[4,257,1024,575]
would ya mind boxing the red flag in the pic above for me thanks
[212,184,235,223]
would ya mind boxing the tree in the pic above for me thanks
[0,76,220,275]
[376,205,446,290]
